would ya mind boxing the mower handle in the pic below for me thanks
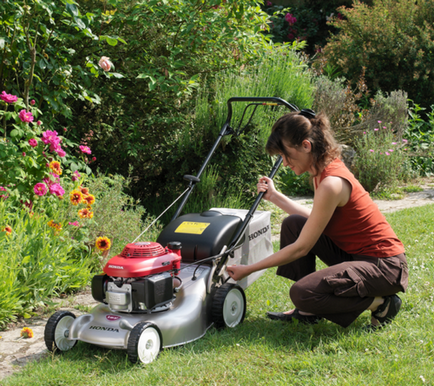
[171,97,298,221]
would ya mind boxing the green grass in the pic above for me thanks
[4,205,434,386]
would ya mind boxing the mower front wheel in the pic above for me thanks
[212,283,246,329]
[44,310,77,352]
[127,322,162,364]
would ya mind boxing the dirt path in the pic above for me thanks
[1,185,434,381]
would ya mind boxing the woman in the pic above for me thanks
[227,109,408,328]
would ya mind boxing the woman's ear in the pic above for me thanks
[301,139,312,152]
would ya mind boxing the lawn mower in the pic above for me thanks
[44,97,298,364]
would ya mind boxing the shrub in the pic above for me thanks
[352,122,412,193]
[322,0,434,108]
[405,102,434,176]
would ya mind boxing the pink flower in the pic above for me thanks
[285,13,297,25]
[385,152,390,156]
[63,127,67,132]
[19,110,34,123]
[369,149,374,152]
[37,120,42,126]
[49,183,65,197]
[266,1,273,5]
[378,120,382,124]
[0,91,18,103]
[79,145,91,154]
[0,186,6,191]
[57,148,66,157]
[29,138,38,147]
[363,131,366,134]
[374,128,379,131]
[69,221,80,226]
[22,152,26,157]
[98,56,112,72]
[92,156,96,161]
[72,171,81,182]
[402,139,408,143]
[41,130,59,145]
[34,183,48,196]
[391,142,397,145]
[30,99,35,105]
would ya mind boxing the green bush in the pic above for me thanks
[352,122,412,193]
[322,0,434,108]
[0,200,93,327]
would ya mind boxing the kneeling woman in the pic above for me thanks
[227,110,408,328]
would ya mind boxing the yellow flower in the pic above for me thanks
[70,190,83,205]
[78,207,93,219]
[49,161,62,175]
[83,194,95,206]
[20,327,34,339]
[79,186,89,195]
[96,236,111,251]
[2,225,12,235]
[48,220,62,231]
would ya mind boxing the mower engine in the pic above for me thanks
[91,241,182,313]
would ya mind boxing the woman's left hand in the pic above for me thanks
[226,264,251,281]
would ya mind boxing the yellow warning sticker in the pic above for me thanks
[175,221,210,235]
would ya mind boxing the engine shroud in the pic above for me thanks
[103,241,181,278]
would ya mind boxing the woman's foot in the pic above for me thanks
[266,309,322,325]
[370,294,402,328]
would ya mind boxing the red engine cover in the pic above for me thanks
[103,242,181,278]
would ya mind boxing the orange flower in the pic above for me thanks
[96,236,111,251]
[2,225,12,235]
[79,186,89,195]
[48,220,62,231]
[78,207,93,219]
[20,327,34,339]
[49,161,62,175]
[83,194,95,206]
[70,190,83,205]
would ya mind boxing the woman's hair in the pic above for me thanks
[265,111,341,177]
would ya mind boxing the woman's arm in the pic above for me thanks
[258,176,311,217]
[227,176,351,281]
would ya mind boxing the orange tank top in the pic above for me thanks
[315,159,405,257]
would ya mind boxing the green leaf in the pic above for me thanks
[106,37,118,46]
[10,129,19,137]
[65,3,79,17]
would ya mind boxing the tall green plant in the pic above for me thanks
[353,123,411,193]
[322,0,434,108]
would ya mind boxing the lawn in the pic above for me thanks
[3,204,434,386]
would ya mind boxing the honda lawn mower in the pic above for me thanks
[44,97,298,364]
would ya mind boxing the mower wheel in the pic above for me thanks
[127,322,162,364]
[212,283,246,329]
[44,310,77,352]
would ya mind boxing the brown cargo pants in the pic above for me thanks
[276,215,408,327]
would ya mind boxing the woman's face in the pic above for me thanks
[281,139,314,176]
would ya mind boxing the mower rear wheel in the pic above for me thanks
[127,322,162,364]
[44,310,77,352]
[212,283,246,329]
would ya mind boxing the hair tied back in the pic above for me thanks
[299,108,316,119]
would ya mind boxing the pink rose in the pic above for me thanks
[98,56,112,72]
[34,183,48,196]
[37,120,42,126]
[49,183,65,197]
[285,13,297,25]
[41,130,59,145]
[22,152,26,157]
[0,91,18,104]
[57,148,66,157]
[30,99,35,105]
[79,145,91,154]
[19,109,34,123]
[29,138,38,147]
[72,171,81,182]
[92,156,96,161]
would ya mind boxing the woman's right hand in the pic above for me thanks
[257,176,276,201]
